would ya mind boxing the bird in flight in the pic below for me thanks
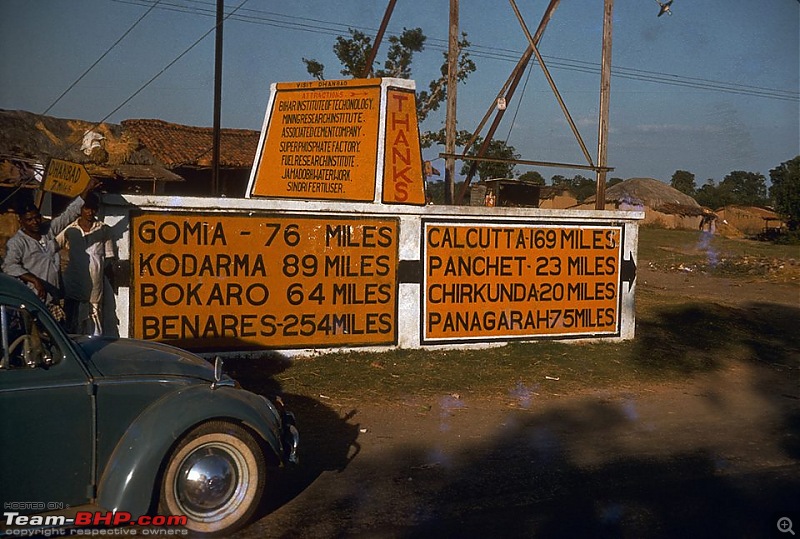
[655,0,674,17]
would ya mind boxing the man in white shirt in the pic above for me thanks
[57,192,115,336]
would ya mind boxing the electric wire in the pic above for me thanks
[94,0,250,130]
[13,0,796,200]
[1,1,164,207]
[505,60,534,143]
[50,0,250,160]
[42,0,163,115]
[107,0,799,103]
[0,0,252,210]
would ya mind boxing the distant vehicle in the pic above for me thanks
[0,274,299,536]
[655,0,674,17]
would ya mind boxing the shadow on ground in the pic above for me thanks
[633,301,800,373]
[634,300,800,461]
[263,393,799,538]
[225,354,363,519]
[226,300,800,538]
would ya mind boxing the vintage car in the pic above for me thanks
[0,274,298,536]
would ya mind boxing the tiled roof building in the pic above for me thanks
[120,119,262,197]
[121,119,260,169]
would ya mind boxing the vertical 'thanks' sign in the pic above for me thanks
[382,88,425,205]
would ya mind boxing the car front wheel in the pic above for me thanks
[160,421,266,536]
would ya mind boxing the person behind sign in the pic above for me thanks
[56,192,116,336]
[2,179,100,322]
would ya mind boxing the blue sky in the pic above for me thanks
[1,0,798,186]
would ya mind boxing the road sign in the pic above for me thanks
[43,159,91,197]
[252,79,382,202]
[249,78,427,206]
[422,220,624,343]
[130,211,400,349]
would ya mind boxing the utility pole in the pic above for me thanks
[212,0,224,197]
[595,0,613,209]
[444,0,459,205]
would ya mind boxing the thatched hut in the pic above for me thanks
[539,186,578,209]
[716,205,786,236]
[577,177,706,229]
[0,110,185,256]
[0,109,182,199]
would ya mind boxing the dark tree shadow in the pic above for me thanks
[236,300,799,538]
[267,393,798,539]
[633,301,800,373]
[634,300,800,461]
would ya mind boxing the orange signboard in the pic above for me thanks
[423,221,622,343]
[382,88,426,205]
[130,212,398,349]
[251,79,382,201]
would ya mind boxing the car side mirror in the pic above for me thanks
[211,356,235,390]
[215,356,224,380]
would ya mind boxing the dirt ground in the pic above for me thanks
[234,268,799,539]
[639,265,800,308]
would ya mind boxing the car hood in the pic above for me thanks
[75,336,215,381]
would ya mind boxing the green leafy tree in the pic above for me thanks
[670,170,696,197]
[303,28,475,124]
[302,58,325,80]
[718,170,768,206]
[379,28,426,79]
[420,127,475,150]
[303,28,425,80]
[304,27,478,204]
[549,174,595,202]
[422,131,520,183]
[518,170,545,185]
[695,179,721,209]
[415,33,474,123]
[769,155,800,230]
[571,175,597,203]
[425,178,445,205]
[460,138,520,180]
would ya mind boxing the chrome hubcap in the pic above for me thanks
[177,445,239,514]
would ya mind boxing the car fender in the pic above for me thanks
[96,384,284,517]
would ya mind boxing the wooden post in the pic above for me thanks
[595,0,613,210]
[455,0,561,204]
[361,0,398,78]
[445,0,459,205]
[212,0,224,197]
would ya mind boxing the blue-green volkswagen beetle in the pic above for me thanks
[0,274,298,536]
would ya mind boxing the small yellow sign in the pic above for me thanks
[43,159,91,197]
[252,79,382,201]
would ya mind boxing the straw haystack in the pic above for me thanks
[578,177,705,229]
